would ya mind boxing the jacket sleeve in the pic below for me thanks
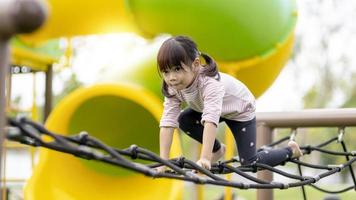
[159,96,182,128]
[201,78,225,126]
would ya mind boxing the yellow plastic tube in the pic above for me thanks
[219,33,295,97]
[24,84,182,200]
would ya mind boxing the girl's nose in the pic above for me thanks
[168,73,177,81]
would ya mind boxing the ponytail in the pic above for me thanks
[201,52,220,80]
[162,80,174,98]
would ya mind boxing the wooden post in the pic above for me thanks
[0,39,10,200]
[256,122,273,200]
[44,65,53,122]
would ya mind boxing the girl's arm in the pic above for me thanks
[159,127,175,160]
[196,122,217,170]
[157,95,181,172]
[198,78,225,169]
[156,127,174,173]
[200,122,217,161]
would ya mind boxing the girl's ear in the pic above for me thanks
[193,58,200,68]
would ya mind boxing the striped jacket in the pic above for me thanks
[159,70,256,128]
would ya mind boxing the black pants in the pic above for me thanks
[178,108,292,166]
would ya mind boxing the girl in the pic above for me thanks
[156,36,302,171]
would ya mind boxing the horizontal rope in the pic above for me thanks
[6,117,356,191]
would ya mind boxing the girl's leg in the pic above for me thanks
[178,108,221,152]
[225,118,293,166]
[225,118,257,165]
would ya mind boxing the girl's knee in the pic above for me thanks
[240,154,258,166]
[178,112,201,131]
[178,114,190,131]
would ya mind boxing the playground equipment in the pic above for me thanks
[10,38,63,71]
[1,0,299,199]
[0,1,47,197]
[124,0,297,96]
[24,84,183,200]
[19,0,297,97]
[9,37,64,122]
[7,109,356,200]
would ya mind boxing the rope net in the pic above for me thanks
[6,117,356,195]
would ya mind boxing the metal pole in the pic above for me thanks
[5,69,11,110]
[0,1,47,198]
[0,39,10,200]
[257,109,356,127]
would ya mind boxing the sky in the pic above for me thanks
[10,0,356,113]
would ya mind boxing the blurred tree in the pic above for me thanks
[290,0,356,183]
[53,72,83,106]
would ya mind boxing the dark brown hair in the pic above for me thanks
[157,36,220,97]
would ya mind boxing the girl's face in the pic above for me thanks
[162,58,200,90]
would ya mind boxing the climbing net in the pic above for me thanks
[6,117,356,197]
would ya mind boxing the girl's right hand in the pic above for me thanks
[155,165,167,173]
[196,158,211,170]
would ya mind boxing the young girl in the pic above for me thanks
[156,36,302,171]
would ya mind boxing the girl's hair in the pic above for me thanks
[157,36,220,97]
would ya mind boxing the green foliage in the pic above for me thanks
[290,0,356,187]
[342,74,356,108]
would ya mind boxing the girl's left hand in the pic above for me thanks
[155,165,167,173]
[196,158,211,170]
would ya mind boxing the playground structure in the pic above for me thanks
[23,84,184,200]
[255,109,356,199]
[3,0,354,200]
[7,109,356,200]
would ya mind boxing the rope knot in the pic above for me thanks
[176,157,185,168]
[129,144,138,159]
[251,161,258,173]
[78,131,89,143]
[304,145,312,154]
[217,161,224,173]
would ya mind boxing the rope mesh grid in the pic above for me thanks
[6,117,356,193]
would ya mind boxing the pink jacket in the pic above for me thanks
[159,71,256,128]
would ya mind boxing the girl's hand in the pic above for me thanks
[155,165,167,173]
[196,158,211,170]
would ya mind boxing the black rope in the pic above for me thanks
[265,136,290,147]
[304,145,355,156]
[316,136,338,148]
[292,131,356,196]
[297,161,307,200]
[5,117,356,192]
[340,141,356,190]
[253,162,309,181]
[290,159,334,170]
[310,184,355,194]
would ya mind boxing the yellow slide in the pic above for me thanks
[24,84,183,200]
[20,0,297,199]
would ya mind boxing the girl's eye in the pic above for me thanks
[174,67,181,72]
